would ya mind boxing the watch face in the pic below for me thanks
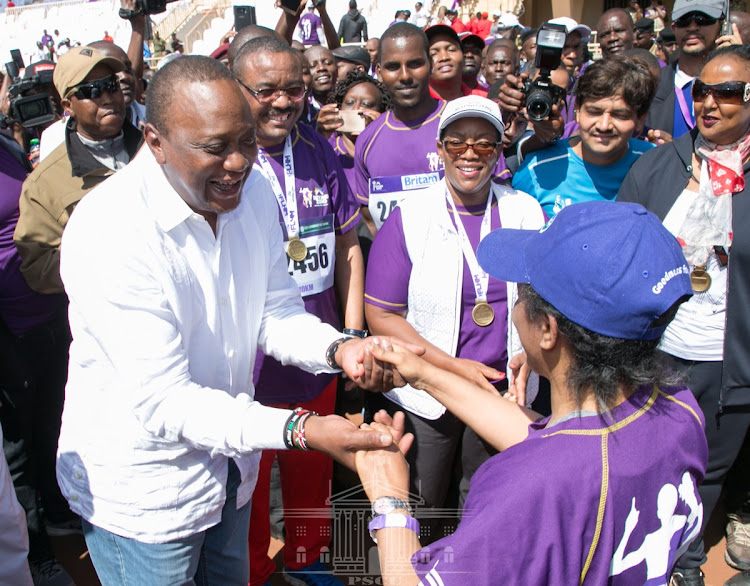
[372,497,408,515]
[373,499,393,515]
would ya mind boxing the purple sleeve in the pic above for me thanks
[491,152,512,183]
[364,207,410,311]
[316,131,360,234]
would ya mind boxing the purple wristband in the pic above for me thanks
[368,513,420,544]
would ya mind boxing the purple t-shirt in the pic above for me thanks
[412,385,708,585]
[365,201,508,370]
[329,134,356,196]
[354,101,510,229]
[298,12,322,45]
[0,141,64,335]
[253,124,360,404]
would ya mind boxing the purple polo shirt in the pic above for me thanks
[0,143,64,335]
[354,101,447,205]
[365,201,508,371]
[329,134,356,195]
[413,385,707,585]
[354,101,511,208]
[298,12,322,45]
[253,123,360,404]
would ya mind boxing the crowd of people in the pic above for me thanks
[1,0,750,585]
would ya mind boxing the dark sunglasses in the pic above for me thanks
[69,75,120,100]
[442,139,500,157]
[673,12,718,27]
[236,78,306,104]
[692,79,750,104]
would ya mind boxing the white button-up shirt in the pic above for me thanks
[57,147,342,543]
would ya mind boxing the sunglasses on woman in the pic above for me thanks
[442,140,501,157]
[673,12,718,27]
[692,80,750,105]
[69,75,120,100]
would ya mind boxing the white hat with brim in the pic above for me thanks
[547,16,592,38]
[437,95,505,140]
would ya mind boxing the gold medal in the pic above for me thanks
[287,238,308,262]
[472,301,495,327]
[690,266,711,293]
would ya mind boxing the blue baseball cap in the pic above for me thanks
[476,201,693,340]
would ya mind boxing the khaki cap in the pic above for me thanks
[54,46,125,97]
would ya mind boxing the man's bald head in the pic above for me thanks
[730,11,750,43]
[227,25,283,69]
[232,36,301,80]
[146,55,238,135]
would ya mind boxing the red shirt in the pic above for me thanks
[450,18,467,34]
[476,19,492,38]
[103,35,114,42]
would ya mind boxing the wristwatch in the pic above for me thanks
[371,496,412,516]
[325,336,352,370]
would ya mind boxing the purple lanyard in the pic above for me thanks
[675,83,695,129]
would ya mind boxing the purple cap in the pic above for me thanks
[477,201,693,340]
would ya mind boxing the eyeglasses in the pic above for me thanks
[236,78,306,104]
[673,12,718,28]
[692,79,750,104]
[69,75,120,100]
[442,140,500,157]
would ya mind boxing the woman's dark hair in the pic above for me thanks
[517,284,684,411]
[326,69,391,112]
[574,55,656,118]
[706,44,750,66]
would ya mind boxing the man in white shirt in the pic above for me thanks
[57,55,409,585]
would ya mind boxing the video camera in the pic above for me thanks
[2,50,56,129]
[119,0,177,18]
[523,22,567,122]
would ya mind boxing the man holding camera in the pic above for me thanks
[231,37,364,586]
[512,57,655,217]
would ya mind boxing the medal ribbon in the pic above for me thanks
[446,187,495,304]
[257,135,299,240]
[675,83,695,130]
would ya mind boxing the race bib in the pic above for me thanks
[286,214,336,297]
[368,172,441,230]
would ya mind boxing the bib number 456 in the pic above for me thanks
[289,243,329,274]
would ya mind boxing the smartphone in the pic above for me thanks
[338,110,366,134]
[722,0,731,35]
[10,49,24,71]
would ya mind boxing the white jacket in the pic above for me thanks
[384,180,544,419]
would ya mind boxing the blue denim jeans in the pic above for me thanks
[83,460,251,585]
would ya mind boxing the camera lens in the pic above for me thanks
[526,90,552,122]
[20,100,45,117]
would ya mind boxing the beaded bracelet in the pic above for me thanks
[283,407,318,450]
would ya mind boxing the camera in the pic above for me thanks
[3,52,56,129]
[119,0,177,18]
[523,22,567,122]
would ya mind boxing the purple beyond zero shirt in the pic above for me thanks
[0,144,64,335]
[253,124,360,404]
[412,385,708,585]
[354,101,447,205]
[329,134,356,196]
[354,101,511,208]
[365,201,508,370]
